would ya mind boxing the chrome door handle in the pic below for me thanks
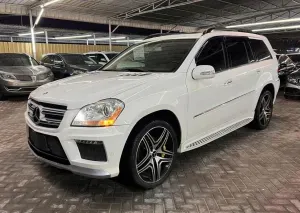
[224,79,233,85]
[256,70,261,74]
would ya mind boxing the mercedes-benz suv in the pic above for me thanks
[25,30,280,189]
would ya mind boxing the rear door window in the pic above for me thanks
[225,37,249,68]
[249,39,272,62]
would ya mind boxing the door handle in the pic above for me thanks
[256,70,261,74]
[224,79,233,85]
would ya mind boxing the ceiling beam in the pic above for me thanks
[0,3,197,33]
[113,0,205,19]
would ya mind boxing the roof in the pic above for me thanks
[144,30,265,42]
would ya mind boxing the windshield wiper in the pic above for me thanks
[119,68,148,72]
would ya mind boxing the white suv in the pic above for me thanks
[25,30,280,189]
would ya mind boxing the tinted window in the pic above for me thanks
[0,54,39,66]
[53,55,63,63]
[196,37,226,72]
[106,53,118,60]
[225,37,249,68]
[42,56,52,64]
[287,54,300,63]
[278,55,295,66]
[249,39,272,62]
[87,54,107,63]
[61,54,97,65]
[103,39,196,73]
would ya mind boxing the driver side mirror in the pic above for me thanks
[54,60,64,67]
[192,65,215,80]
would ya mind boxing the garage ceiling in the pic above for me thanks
[1,0,300,34]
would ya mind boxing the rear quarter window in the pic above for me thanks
[249,39,272,62]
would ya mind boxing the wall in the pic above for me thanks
[0,42,126,60]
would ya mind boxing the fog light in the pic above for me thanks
[75,140,107,162]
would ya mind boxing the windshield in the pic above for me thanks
[288,54,300,63]
[62,54,97,65]
[102,39,196,73]
[278,55,295,66]
[0,54,39,66]
[106,53,118,60]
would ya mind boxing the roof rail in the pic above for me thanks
[144,32,184,40]
[202,27,253,35]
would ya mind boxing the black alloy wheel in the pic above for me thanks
[251,90,273,130]
[124,120,178,189]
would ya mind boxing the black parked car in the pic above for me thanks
[40,53,103,79]
[277,54,298,86]
[284,69,300,99]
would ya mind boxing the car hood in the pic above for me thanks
[0,65,49,75]
[30,71,160,109]
[69,64,102,72]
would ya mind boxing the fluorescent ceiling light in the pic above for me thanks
[34,7,44,27]
[252,25,300,32]
[43,0,63,7]
[114,39,143,43]
[226,17,300,28]
[19,31,45,36]
[88,36,126,41]
[54,35,92,39]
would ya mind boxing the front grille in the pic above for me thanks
[28,99,67,128]
[28,127,70,165]
[15,75,32,81]
[5,86,37,92]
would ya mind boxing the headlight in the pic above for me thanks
[71,70,84,76]
[72,99,125,127]
[287,76,298,85]
[0,71,16,80]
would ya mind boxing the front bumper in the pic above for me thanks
[0,77,53,95]
[285,83,300,97]
[25,110,130,178]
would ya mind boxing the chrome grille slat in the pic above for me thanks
[41,108,66,114]
[27,99,67,128]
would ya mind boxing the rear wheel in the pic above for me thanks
[122,120,178,189]
[250,90,273,130]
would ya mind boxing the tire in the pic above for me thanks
[250,90,274,130]
[0,93,4,101]
[121,120,178,189]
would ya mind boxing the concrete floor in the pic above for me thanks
[0,93,299,213]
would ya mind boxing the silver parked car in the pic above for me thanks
[0,53,54,100]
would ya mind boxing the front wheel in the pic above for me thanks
[250,90,273,130]
[123,120,178,189]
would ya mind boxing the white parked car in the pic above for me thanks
[25,30,280,189]
[84,51,119,66]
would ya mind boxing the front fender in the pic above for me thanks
[115,80,189,146]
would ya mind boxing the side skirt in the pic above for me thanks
[182,117,253,152]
